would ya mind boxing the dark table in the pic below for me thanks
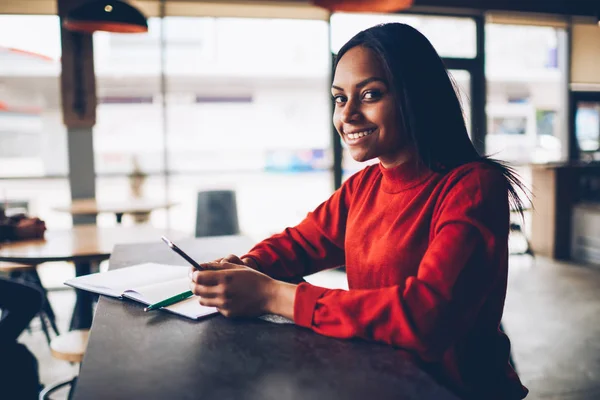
[73,236,458,400]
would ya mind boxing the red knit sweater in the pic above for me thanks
[244,161,528,400]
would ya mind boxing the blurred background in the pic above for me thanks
[0,10,573,240]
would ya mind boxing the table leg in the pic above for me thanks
[69,261,96,331]
[23,269,61,336]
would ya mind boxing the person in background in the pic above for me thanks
[188,23,528,400]
[0,277,44,399]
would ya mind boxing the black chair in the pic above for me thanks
[0,264,60,345]
[195,190,240,237]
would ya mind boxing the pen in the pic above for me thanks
[161,236,204,271]
[144,290,194,312]
[145,237,205,312]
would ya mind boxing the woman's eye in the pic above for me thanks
[333,95,346,104]
[363,90,381,100]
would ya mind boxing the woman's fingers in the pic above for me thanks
[198,295,229,309]
[200,261,243,271]
[190,283,224,299]
[191,270,222,286]
[222,254,244,264]
[198,296,220,307]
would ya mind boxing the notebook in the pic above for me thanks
[64,263,217,320]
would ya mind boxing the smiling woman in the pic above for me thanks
[331,47,410,167]
[188,23,528,400]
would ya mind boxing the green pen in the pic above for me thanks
[144,290,194,312]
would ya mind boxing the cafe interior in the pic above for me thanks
[1,0,600,399]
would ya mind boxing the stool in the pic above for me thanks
[39,329,89,400]
[0,262,60,344]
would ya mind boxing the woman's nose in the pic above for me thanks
[341,99,361,123]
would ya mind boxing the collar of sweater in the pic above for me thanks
[378,160,435,193]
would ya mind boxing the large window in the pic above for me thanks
[0,15,71,229]
[92,17,332,238]
[0,15,67,178]
[330,13,476,57]
[485,24,565,164]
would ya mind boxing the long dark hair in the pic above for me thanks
[334,23,528,216]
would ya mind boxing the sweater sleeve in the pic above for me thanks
[294,167,510,362]
[242,167,368,280]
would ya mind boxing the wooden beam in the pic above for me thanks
[57,0,96,129]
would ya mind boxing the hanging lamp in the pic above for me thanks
[312,0,414,13]
[63,0,148,34]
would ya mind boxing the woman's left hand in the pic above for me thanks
[189,262,276,318]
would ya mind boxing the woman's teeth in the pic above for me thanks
[346,129,375,140]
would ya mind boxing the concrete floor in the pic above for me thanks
[15,253,600,400]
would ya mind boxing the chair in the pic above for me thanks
[0,262,60,344]
[195,190,240,237]
[39,329,89,400]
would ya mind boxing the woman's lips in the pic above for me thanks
[344,128,377,145]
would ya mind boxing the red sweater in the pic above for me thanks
[244,161,528,400]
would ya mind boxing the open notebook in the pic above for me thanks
[64,263,217,320]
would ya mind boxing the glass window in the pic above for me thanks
[92,17,332,238]
[92,19,168,227]
[0,15,67,178]
[0,15,71,230]
[93,20,163,176]
[450,69,472,137]
[485,24,565,164]
[331,13,476,58]
[164,17,332,238]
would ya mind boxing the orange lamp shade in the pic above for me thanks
[312,0,414,12]
[63,1,148,34]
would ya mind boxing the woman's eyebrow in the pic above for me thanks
[331,76,387,91]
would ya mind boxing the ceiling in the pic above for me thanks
[410,0,599,17]
[156,0,600,17]
[1,0,598,19]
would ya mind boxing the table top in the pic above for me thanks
[0,224,186,264]
[73,237,458,400]
[52,198,178,215]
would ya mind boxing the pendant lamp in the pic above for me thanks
[63,0,148,33]
[312,0,414,13]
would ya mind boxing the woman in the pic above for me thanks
[190,23,528,399]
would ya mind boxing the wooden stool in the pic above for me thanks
[0,262,60,344]
[39,329,90,399]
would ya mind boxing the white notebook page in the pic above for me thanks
[65,263,190,297]
[124,277,217,319]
